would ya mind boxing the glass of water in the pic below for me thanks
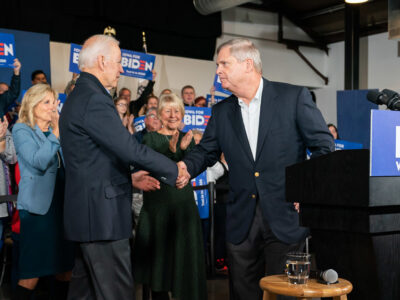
[286,252,311,284]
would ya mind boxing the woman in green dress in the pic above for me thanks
[133,93,207,300]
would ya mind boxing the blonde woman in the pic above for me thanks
[12,84,74,300]
[133,94,207,300]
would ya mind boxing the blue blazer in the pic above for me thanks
[13,123,61,215]
[183,78,335,245]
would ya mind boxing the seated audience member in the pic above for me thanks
[64,73,79,96]
[159,88,172,97]
[134,107,161,144]
[12,84,74,300]
[138,95,159,117]
[0,117,17,251]
[0,59,21,118]
[327,123,340,140]
[133,93,207,300]
[31,70,47,85]
[194,96,207,107]
[181,85,196,106]
[114,96,134,134]
[129,70,157,117]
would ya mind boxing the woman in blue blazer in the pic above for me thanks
[12,84,74,300]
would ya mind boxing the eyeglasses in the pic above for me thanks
[147,114,159,120]
[117,103,128,107]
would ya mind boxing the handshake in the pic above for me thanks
[131,161,191,191]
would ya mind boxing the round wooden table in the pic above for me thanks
[259,274,353,300]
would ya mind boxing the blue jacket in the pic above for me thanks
[12,123,60,215]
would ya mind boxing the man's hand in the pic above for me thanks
[131,171,160,191]
[13,58,21,76]
[176,161,190,189]
[294,202,300,213]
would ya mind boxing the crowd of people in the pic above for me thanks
[0,34,337,300]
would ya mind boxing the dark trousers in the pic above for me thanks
[227,203,304,300]
[67,239,135,300]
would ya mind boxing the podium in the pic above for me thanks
[286,149,400,300]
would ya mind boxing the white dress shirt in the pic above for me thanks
[238,78,263,160]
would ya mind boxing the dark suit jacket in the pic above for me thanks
[59,72,178,242]
[183,78,334,245]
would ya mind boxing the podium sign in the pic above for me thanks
[370,109,400,176]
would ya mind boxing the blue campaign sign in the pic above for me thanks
[58,93,67,112]
[134,116,146,132]
[121,50,155,80]
[334,139,363,151]
[0,33,16,68]
[182,107,211,133]
[69,43,81,74]
[191,171,209,219]
[370,109,400,176]
[213,74,231,95]
[206,94,226,106]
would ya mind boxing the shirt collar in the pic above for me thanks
[238,77,263,107]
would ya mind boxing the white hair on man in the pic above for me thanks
[78,34,120,70]
[217,38,262,74]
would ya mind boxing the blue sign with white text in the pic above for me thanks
[370,109,400,176]
[121,50,155,80]
[134,116,146,132]
[334,139,363,151]
[0,33,16,68]
[206,94,226,106]
[182,107,211,133]
[213,74,231,95]
[69,43,81,74]
[191,171,209,219]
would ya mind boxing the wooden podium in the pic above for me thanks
[286,149,400,300]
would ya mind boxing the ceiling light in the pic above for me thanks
[345,0,368,4]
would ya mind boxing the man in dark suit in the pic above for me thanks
[178,38,335,300]
[60,34,186,300]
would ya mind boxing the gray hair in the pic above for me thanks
[146,107,158,117]
[217,38,262,74]
[79,34,120,70]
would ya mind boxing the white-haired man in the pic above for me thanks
[178,38,335,299]
[60,34,187,300]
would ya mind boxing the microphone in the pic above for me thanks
[310,269,338,284]
[366,89,400,110]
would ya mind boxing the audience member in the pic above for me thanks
[31,70,47,85]
[181,85,196,106]
[327,123,340,140]
[59,34,183,300]
[194,96,207,107]
[0,82,8,94]
[129,70,157,117]
[159,88,172,97]
[134,107,161,143]
[64,73,79,96]
[114,96,134,134]
[138,95,159,117]
[0,58,21,118]
[12,84,74,300]
[118,87,131,101]
[133,93,207,300]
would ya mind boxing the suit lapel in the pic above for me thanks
[228,97,255,164]
[255,78,279,161]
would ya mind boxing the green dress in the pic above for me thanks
[133,131,207,300]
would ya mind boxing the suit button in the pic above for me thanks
[251,194,256,199]
[255,172,259,177]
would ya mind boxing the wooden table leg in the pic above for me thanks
[263,291,277,300]
[333,296,347,300]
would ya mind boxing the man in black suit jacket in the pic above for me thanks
[179,38,335,299]
[60,35,185,300]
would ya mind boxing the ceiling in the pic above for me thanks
[242,0,388,45]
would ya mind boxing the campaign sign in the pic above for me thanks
[334,139,363,151]
[213,74,231,95]
[370,109,400,176]
[191,171,209,219]
[0,33,16,68]
[182,107,211,133]
[134,116,146,132]
[58,93,67,112]
[206,94,226,106]
[69,43,82,74]
[121,50,155,80]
